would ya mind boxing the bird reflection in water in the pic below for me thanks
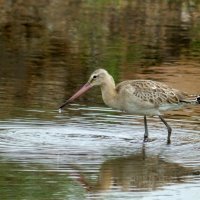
[68,145,199,193]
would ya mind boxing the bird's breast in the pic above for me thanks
[120,101,160,116]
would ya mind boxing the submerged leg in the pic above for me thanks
[143,115,148,142]
[159,115,172,144]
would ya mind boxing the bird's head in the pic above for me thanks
[87,68,109,86]
[59,68,110,111]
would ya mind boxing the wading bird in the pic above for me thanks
[59,69,200,144]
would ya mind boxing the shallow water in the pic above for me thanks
[0,1,200,200]
[0,105,199,199]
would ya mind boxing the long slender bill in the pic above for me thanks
[59,83,92,113]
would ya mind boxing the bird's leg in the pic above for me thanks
[143,115,149,142]
[159,115,172,144]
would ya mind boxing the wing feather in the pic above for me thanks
[116,80,187,107]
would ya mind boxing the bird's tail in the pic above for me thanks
[197,96,200,104]
[180,95,200,104]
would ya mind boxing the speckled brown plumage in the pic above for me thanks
[116,80,188,107]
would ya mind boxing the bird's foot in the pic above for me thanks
[167,138,171,145]
[143,136,148,142]
[143,136,156,143]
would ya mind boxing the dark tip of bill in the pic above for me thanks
[58,99,70,111]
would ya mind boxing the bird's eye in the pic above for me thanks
[93,75,97,79]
